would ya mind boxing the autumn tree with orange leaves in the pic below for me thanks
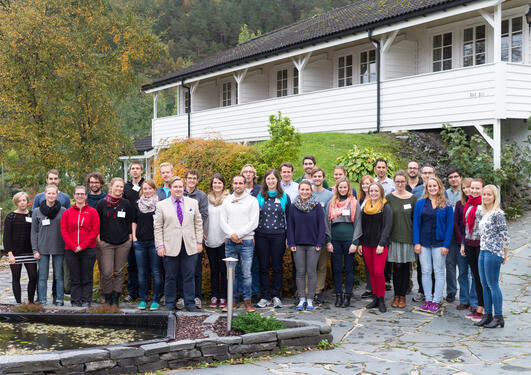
[0,0,163,187]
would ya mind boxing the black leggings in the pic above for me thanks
[10,262,37,304]
[465,245,484,308]
[392,262,410,297]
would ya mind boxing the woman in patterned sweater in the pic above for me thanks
[474,185,509,328]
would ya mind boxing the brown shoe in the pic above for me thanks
[456,304,470,311]
[244,299,255,312]
[222,301,237,312]
[391,296,399,308]
[398,296,406,308]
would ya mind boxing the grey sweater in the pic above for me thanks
[31,207,66,255]
[324,199,363,244]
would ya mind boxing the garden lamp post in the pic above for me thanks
[223,257,239,332]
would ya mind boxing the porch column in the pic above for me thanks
[474,122,501,170]
[233,69,248,104]
[291,52,312,94]
[153,93,158,119]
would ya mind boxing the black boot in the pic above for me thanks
[474,313,493,327]
[113,291,121,307]
[377,297,387,313]
[335,294,343,307]
[342,294,351,308]
[366,296,378,309]
[484,315,504,328]
[104,293,113,306]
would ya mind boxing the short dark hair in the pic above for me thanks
[374,158,387,168]
[86,172,104,185]
[46,169,60,179]
[446,167,462,178]
[233,174,245,183]
[129,160,143,170]
[310,167,325,178]
[279,162,294,172]
[209,173,226,191]
[185,169,199,178]
[302,155,316,165]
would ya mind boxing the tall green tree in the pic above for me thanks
[0,0,163,186]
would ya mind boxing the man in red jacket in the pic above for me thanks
[60,186,100,307]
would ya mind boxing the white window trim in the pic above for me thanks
[461,22,488,68]
[219,78,236,107]
[501,16,525,63]
[359,48,377,84]
[336,53,354,88]
[273,62,298,96]
[431,31,454,72]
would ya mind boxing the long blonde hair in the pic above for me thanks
[482,184,502,213]
[330,177,353,207]
[422,177,448,209]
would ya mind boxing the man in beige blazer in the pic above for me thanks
[154,176,203,312]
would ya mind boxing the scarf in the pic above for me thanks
[257,191,288,211]
[137,195,159,214]
[463,195,482,233]
[39,200,61,220]
[293,195,319,213]
[104,194,122,208]
[329,195,356,221]
[363,198,387,215]
[208,190,229,206]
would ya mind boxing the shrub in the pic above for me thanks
[153,138,261,193]
[232,311,285,333]
[11,303,44,313]
[256,111,301,174]
[335,145,399,186]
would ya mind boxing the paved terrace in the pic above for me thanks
[0,212,529,374]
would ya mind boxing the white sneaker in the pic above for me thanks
[175,298,184,310]
[194,297,202,309]
[256,298,271,308]
[272,297,282,309]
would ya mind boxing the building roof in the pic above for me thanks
[142,0,477,91]
[133,135,153,153]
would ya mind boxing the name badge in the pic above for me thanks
[42,219,51,226]
[188,207,195,215]
[342,209,350,216]
[117,210,126,218]
[320,202,325,207]
[25,217,32,223]
[132,185,141,192]
[275,198,281,204]
[403,204,412,210]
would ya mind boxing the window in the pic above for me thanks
[222,82,231,107]
[293,67,299,95]
[338,55,353,87]
[502,17,523,62]
[184,90,190,113]
[276,69,288,97]
[463,25,486,67]
[433,32,452,71]
[360,50,376,84]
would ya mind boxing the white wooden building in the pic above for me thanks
[142,0,531,168]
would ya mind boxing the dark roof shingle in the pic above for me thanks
[142,0,476,91]
[133,135,152,153]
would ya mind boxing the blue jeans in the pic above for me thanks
[163,248,197,309]
[478,250,503,315]
[331,240,355,295]
[457,251,478,306]
[419,246,446,303]
[38,254,64,304]
[225,239,253,300]
[134,240,162,303]
[445,238,458,296]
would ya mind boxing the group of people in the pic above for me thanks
[2,156,509,327]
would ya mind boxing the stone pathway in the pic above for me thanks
[169,212,531,375]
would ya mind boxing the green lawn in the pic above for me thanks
[291,132,405,183]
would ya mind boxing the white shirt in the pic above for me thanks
[281,180,299,202]
[377,177,396,195]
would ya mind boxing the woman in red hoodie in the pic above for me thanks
[61,186,100,307]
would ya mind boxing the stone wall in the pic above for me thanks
[0,319,332,374]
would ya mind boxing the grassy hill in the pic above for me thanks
[291,132,406,185]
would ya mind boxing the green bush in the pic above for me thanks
[335,145,399,185]
[232,312,285,333]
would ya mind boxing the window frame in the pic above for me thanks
[501,16,523,63]
[337,53,353,87]
[462,24,487,67]
[432,32,453,72]
[359,49,376,84]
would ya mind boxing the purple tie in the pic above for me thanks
[177,199,183,226]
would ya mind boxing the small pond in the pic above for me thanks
[0,322,166,355]
[0,311,175,355]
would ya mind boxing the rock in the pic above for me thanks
[168,339,196,351]
[84,359,116,372]
[140,342,169,355]
[229,342,278,354]
[241,331,277,344]
[59,349,109,366]
[137,360,168,373]
[106,346,144,359]
[276,326,320,339]
[160,349,202,361]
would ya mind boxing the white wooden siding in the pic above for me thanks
[384,40,418,79]
[303,59,333,92]
[192,81,218,111]
[151,63,531,145]
[240,70,269,104]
